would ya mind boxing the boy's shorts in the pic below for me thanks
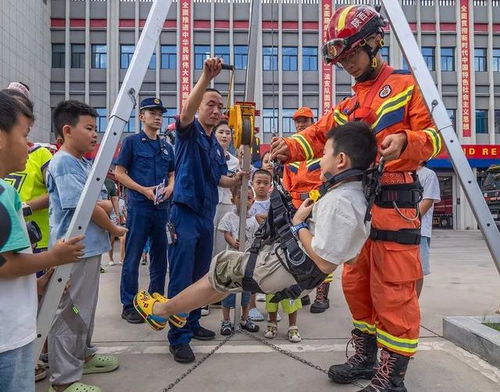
[208,243,307,296]
[265,294,302,314]
[221,291,251,308]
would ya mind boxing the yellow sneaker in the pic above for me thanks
[151,292,188,329]
[133,291,167,330]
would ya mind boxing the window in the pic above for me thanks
[71,44,85,68]
[402,57,409,71]
[495,110,500,134]
[149,52,156,70]
[164,108,177,125]
[160,45,176,69]
[234,45,248,70]
[91,45,107,69]
[52,44,65,68]
[194,45,210,69]
[380,47,389,64]
[447,109,456,131]
[302,47,318,71]
[121,45,135,69]
[263,47,278,71]
[214,45,230,64]
[95,108,107,133]
[441,47,455,71]
[422,47,435,71]
[126,110,136,133]
[282,109,296,136]
[493,48,500,72]
[282,46,298,71]
[474,48,487,72]
[475,109,488,134]
[262,108,278,135]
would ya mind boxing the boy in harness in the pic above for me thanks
[133,121,377,331]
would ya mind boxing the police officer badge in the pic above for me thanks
[379,85,392,98]
[154,98,161,104]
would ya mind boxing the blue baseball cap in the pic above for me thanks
[140,97,167,113]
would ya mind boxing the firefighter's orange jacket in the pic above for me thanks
[284,67,441,171]
[282,159,322,209]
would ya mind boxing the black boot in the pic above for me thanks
[310,282,330,313]
[328,329,378,384]
[357,349,410,392]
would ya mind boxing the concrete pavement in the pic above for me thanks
[36,230,500,391]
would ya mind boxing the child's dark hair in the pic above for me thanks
[252,168,272,182]
[2,89,34,114]
[231,184,253,199]
[326,121,377,170]
[53,100,98,140]
[0,91,34,133]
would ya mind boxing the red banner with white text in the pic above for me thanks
[178,0,192,111]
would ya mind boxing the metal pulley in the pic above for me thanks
[228,101,256,148]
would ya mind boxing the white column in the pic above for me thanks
[435,0,442,95]
[210,0,215,88]
[416,0,422,48]
[298,1,303,108]
[487,0,495,145]
[85,0,90,104]
[65,0,70,100]
[278,2,283,137]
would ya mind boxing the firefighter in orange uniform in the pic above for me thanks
[272,5,441,392]
[282,107,332,313]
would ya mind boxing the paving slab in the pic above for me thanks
[35,230,500,391]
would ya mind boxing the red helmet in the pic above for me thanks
[322,5,386,65]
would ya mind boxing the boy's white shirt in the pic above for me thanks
[308,181,371,265]
[218,210,260,251]
[0,227,36,353]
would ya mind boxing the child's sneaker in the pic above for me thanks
[220,320,233,336]
[201,305,210,316]
[264,323,278,339]
[288,326,302,343]
[248,307,264,321]
[240,319,259,333]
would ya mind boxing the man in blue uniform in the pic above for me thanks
[168,58,243,363]
[115,98,175,323]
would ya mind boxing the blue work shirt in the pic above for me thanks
[115,131,175,210]
[172,118,227,219]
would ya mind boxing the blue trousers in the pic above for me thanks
[120,205,169,309]
[167,203,214,346]
[0,342,35,392]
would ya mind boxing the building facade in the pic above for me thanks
[34,0,500,229]
[0,0,52,142]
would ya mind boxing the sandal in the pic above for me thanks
[133,291,188,330]
[220,320,233,336]
[35,362,47,382]
[240,319,259,333]
[48,382,103,392]
[83,354,119,375]
[151,292,188,328]
[264,323,278,339]
[288,326,302,343]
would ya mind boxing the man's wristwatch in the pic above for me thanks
[291,222,309,236]
[22,204,33,217]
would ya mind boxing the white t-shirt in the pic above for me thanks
[0,180,37,353]
[308,181,371,265]
[218,210,260,250]
[218,152,240,205]
[249,199,271,216]
[417,166,441,238]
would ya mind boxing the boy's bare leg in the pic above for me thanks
[153,274,229,318]
[288,311,297,327]
[241,304,249,321]
[222,306,231,321]
[268,311,278,324]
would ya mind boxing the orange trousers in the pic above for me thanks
[342,200,422,357]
